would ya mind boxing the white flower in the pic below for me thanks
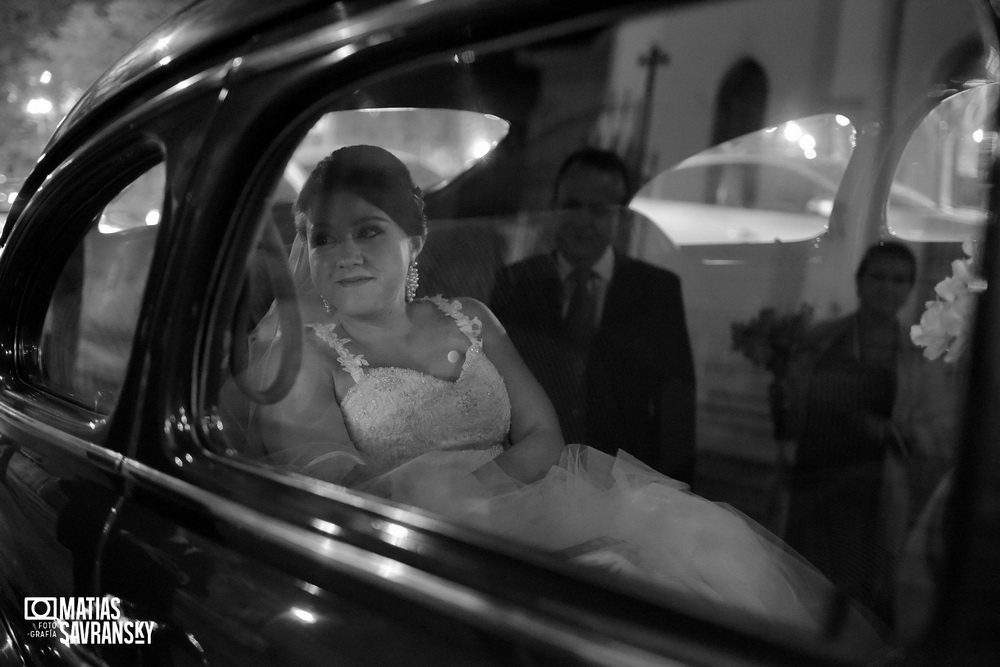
[911,244,985,363]
[962,239,977,258]
[911,302,951,361]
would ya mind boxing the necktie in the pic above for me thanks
[564,267,597,350]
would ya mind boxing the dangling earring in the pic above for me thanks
[405,259,419,303]
[321,296,332,314]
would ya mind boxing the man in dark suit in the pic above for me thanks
[490,148,696,484]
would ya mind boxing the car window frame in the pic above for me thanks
[0,135,165,446]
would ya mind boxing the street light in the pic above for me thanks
[26,98,53,115]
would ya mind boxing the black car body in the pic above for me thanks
[1,0,998,664]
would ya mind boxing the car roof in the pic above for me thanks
[671,152,843,184]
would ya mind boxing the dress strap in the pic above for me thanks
[427,295,483,350]
[306,322,368,382]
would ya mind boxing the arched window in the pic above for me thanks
[930,38,993,211]
[706,58,769,207]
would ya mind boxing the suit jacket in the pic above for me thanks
[490,252,696,483]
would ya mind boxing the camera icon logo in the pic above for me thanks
[24,597,58,621]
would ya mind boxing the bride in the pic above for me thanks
[245,145,885,646]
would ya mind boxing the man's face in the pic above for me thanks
[553,163,627,268]
[856,256,914,319]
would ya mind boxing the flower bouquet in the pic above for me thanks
[911,240,987,363]
[731,304,814,440]
[731,304,815,378]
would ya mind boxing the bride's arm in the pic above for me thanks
[248,333,362,482]
[458,298,564,483]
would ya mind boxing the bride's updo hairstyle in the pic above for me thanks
[293,144,427,237]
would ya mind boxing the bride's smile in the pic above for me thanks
[335,273,374,287]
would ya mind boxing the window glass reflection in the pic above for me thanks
[215,0,992,656]
[889,83,995,241]
[632,115,856,244]
[37,162,165,412]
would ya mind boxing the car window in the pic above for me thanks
[888,83,994,241]
[211,0,991,658]
[631,114,855,244]
[285,108,510,194]
[33,163,165,413]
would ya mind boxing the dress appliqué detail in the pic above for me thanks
[307,322,368,382]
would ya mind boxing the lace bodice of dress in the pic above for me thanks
[308,296,511,468]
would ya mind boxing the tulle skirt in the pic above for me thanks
[290,445,882,648]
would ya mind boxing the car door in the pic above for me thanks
[0,76,223,663]
[62,0,1000,665]
[0,147,165,666]
[92,2,894,666]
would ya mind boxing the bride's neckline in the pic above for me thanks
[310,295,484,402]
[340,346,478,404]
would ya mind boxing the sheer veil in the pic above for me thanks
[235,229,365,481]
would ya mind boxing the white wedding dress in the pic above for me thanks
[294,296,884,645]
